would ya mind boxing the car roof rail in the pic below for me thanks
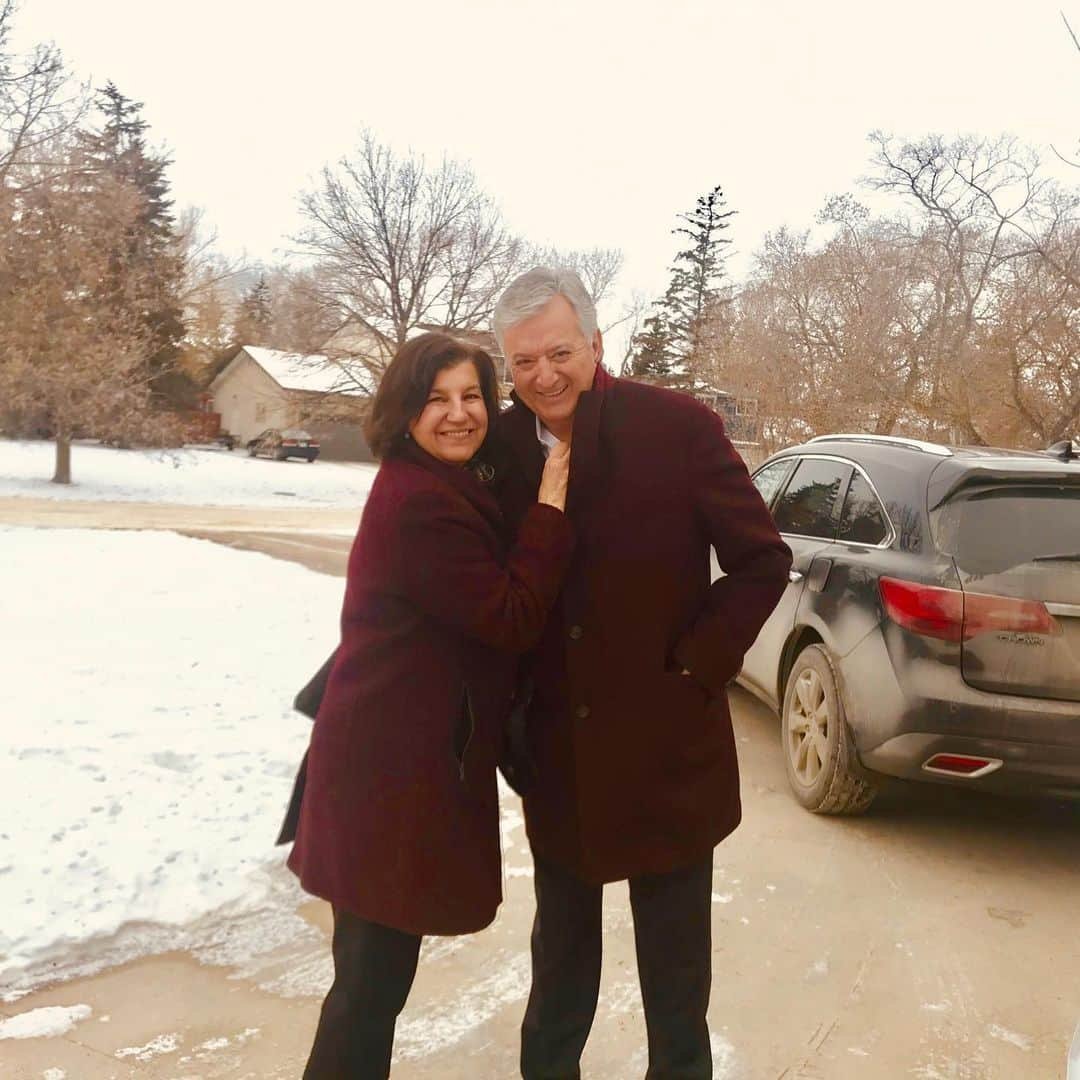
[1044,438,1078,462]
[806,433,953,457]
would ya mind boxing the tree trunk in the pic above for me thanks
[52,435,72,484]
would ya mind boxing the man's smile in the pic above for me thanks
[536,385,568,401]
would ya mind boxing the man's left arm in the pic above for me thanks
[673,407,793,695]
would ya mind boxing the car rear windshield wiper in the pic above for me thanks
[1031,552,1080,563]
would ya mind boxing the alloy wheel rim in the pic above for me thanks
[787,668,831,786]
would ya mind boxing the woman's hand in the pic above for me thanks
[538,440,571,511]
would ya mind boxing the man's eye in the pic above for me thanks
[553,350,570,360]
[514,358,535,368]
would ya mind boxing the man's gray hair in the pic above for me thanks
[493,266,598,350]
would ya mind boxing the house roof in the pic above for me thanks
[212,346,376,396]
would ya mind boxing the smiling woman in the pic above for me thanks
[407,362,489,465]
[287,330,574,1078]
[363,334,500,462]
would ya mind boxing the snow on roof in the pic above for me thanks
[242,346,375,396]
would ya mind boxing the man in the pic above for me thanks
[492,267,792,1079]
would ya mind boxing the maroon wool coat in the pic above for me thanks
[495,367,792,884]
[288,442,574,936]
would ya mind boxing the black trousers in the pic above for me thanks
[521,854,714,1080]
[302,907,422,1080]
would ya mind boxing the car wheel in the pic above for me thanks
[781,644,876,815]
[247,446,257,457]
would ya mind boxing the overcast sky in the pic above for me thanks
[13,0,1080,334]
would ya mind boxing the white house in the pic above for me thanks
[208,346,373,452]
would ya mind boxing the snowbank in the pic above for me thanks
[0,526,343,997]
[0,439,378,508]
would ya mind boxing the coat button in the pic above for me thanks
[568,624,584,640]
[575,704,591,720]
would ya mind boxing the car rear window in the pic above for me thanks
[932,484,1080,574]
[771,458,852,539]
[838,472,890,546]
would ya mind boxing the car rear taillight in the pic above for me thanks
[878,578,965,640]
[878,577,1060,641]
[282,439,298,446]
[962,590,1060,638]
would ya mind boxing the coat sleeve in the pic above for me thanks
[673,408,793,694]
[390,491,574,654]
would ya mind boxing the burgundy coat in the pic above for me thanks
[496,367,792,884]
[288,443,573,935]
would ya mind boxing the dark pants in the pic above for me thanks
[303,907,422,1079]
[521,854,714,1079]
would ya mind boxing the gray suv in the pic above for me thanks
[739,434,1080,814]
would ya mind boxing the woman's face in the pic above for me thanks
[408,360,489,465]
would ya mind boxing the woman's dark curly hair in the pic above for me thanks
[364,333,500,461]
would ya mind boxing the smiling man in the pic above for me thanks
[492,267,792,1079]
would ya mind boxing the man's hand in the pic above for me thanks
[538,439,571,511]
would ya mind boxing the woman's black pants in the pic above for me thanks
[302,907,422,1079]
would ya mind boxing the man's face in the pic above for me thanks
[504,295,602,438]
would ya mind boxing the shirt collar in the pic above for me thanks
[535,415,561,458]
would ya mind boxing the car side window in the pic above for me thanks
[771,458,852,539]
[751,459,796,510]
[838,471,890,546]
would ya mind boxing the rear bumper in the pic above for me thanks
[861,731,1080,797]
[839,628,1080,796]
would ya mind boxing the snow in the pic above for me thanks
[230,346,374,395]
[0,526,343,998]
[0,1005,92,1040]
[114,1032,182,1061]
[0,438,378,508]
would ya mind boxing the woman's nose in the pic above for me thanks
[446,397,468,421]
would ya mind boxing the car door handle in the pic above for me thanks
[788,570,804,583]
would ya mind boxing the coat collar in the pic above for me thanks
[502,364,615,512]
[395,439,505,537]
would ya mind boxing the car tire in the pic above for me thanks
[247,446,257,457]
[781,644,876,815]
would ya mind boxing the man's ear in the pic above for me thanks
[592,329,604,366]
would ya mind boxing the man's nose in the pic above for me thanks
[534,357,559,388]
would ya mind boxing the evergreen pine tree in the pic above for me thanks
[631,184,734,388]
[77,83,190,407]
[629,311,676,379]
[233,274,274,346]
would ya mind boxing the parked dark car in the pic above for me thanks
[738,434,1080,814]
[246,428,320,462]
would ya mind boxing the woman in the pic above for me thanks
[289,332,573,1078]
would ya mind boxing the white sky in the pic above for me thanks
[13,0,1080,333]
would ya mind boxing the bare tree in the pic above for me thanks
[297,131,524,364]
[866,132,1079,443]
[529,245,624,309]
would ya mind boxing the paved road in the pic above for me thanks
[5,507,1079,1079]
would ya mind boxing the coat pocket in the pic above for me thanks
[452,684,477,781]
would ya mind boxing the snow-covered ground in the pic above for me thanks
[0,526,345,999]
[0,439,378,508]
